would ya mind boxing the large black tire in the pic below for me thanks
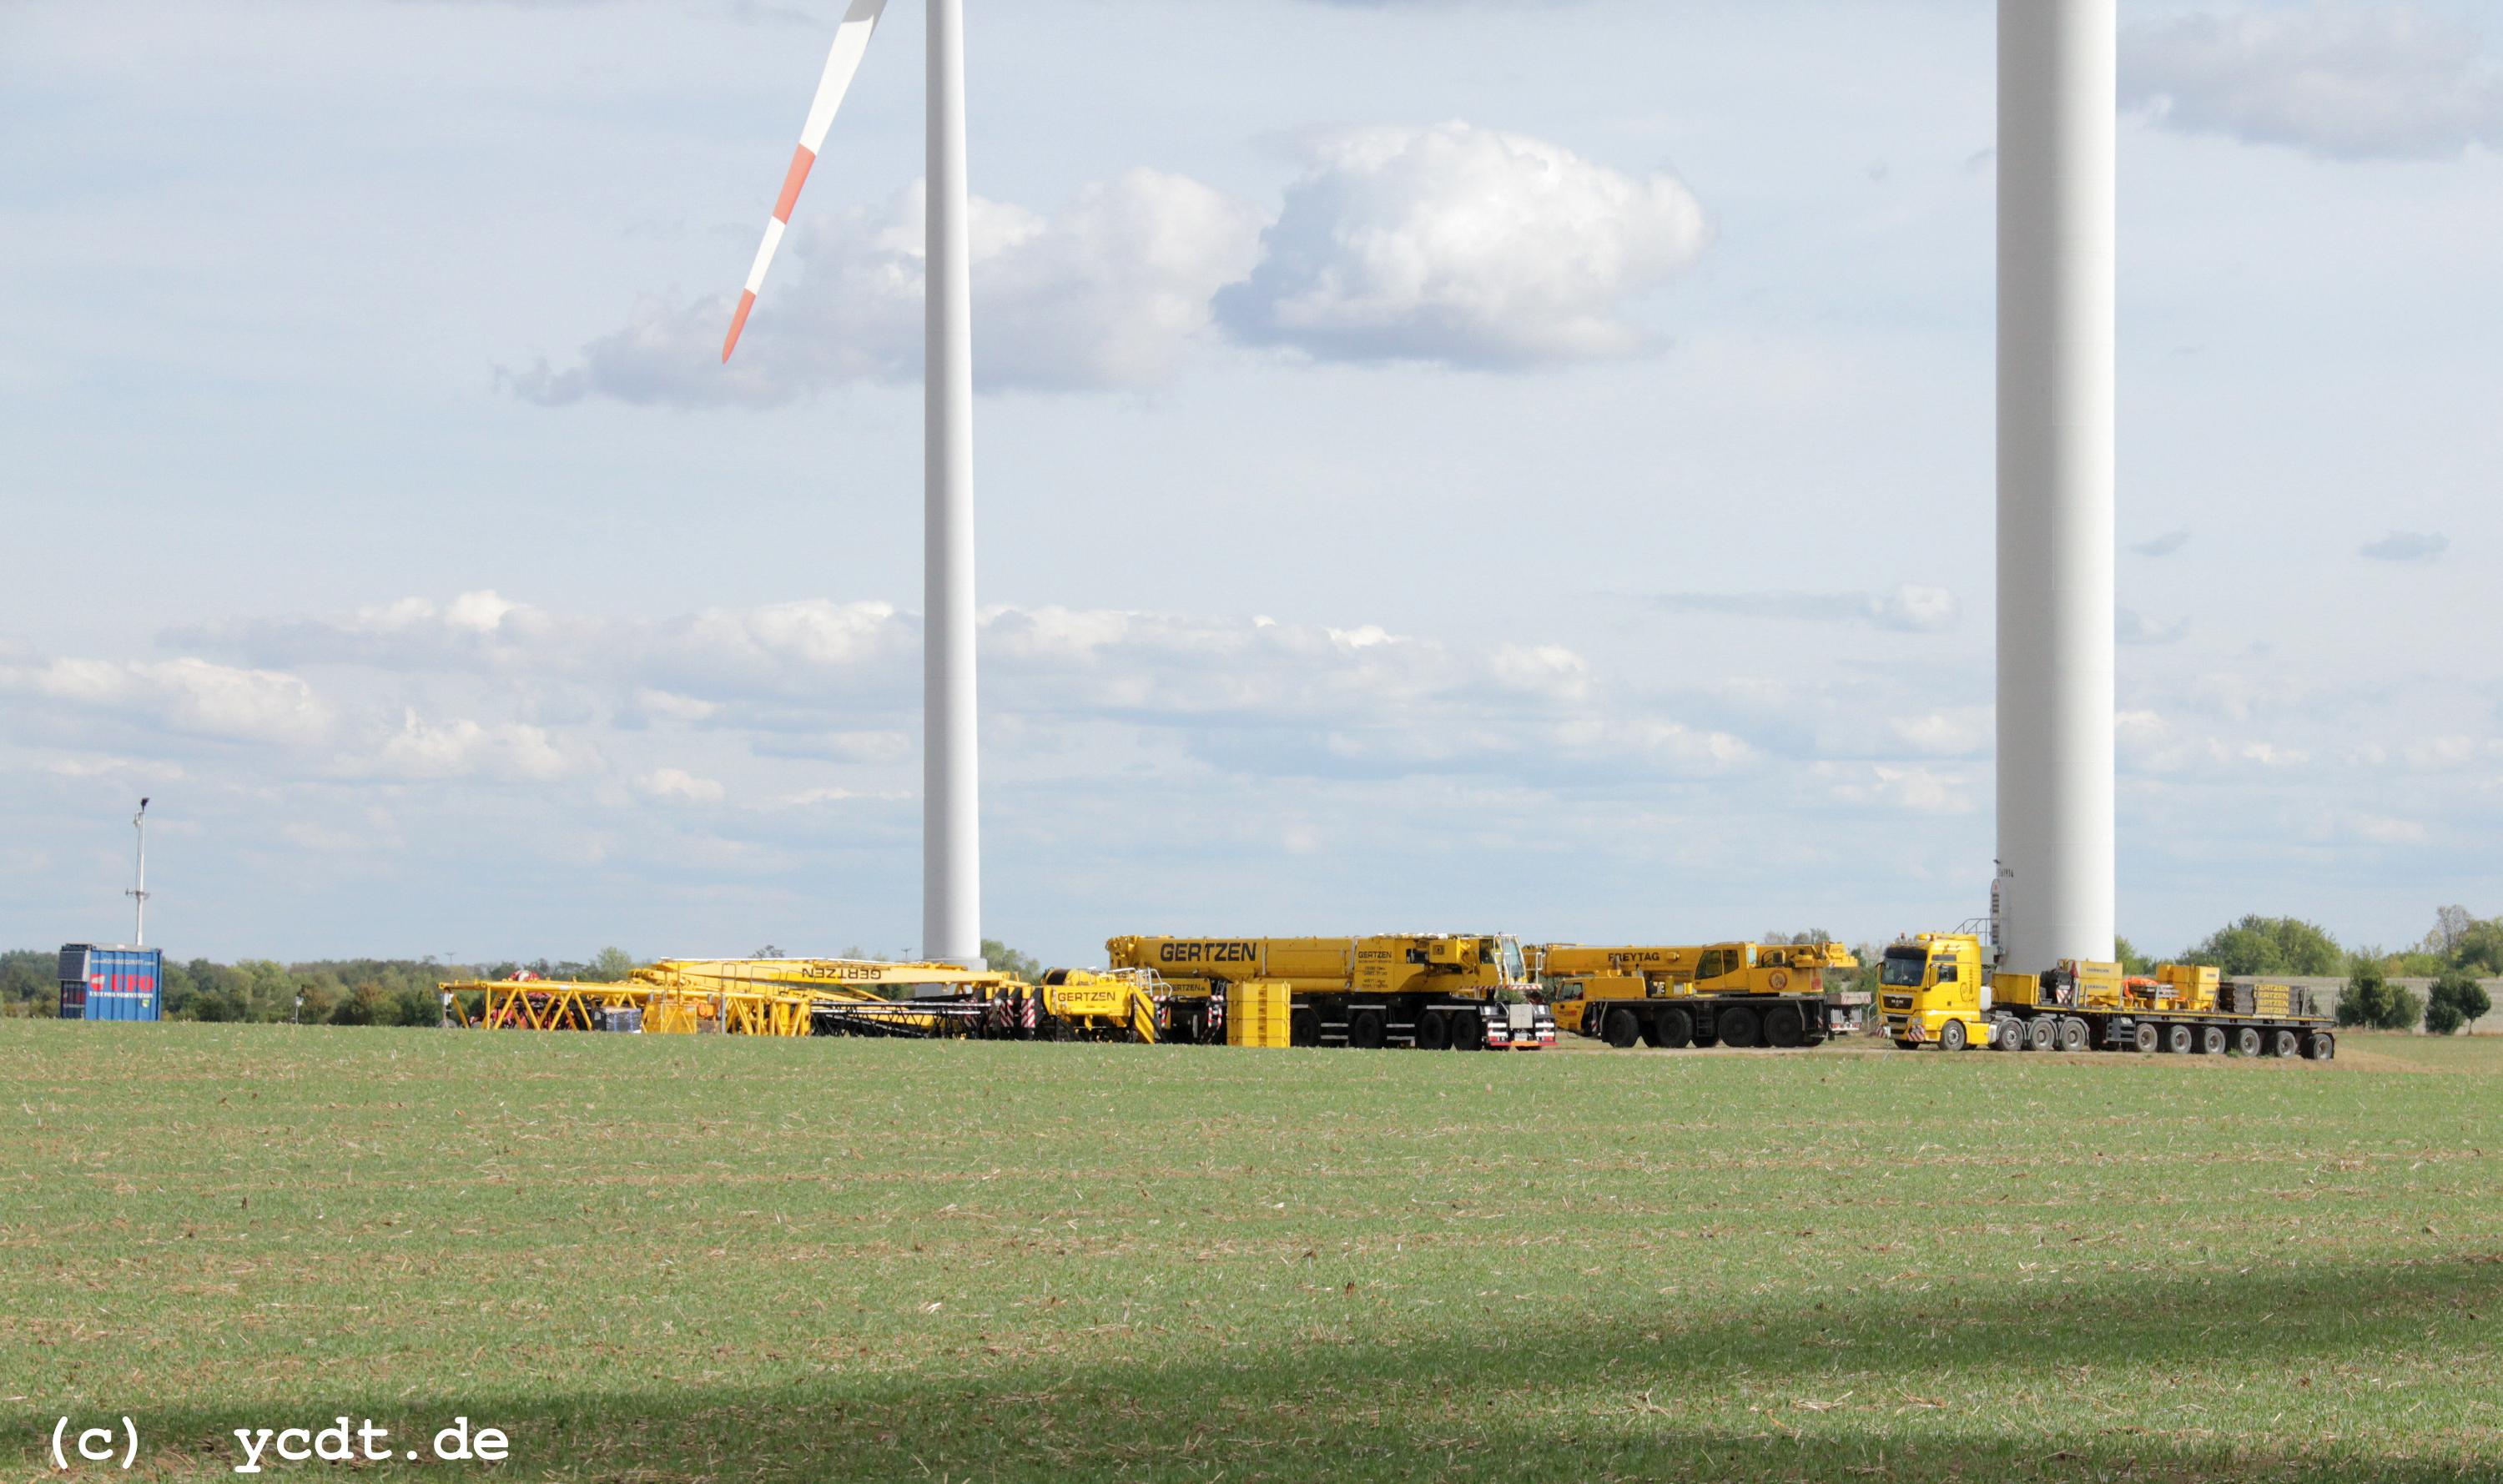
[1940,1018,1968,1053]
[2235,1027,2264,1058]
[1449,1014,1481,1051]
[2274,1029,2301,1059]
[1765,1005,1806,1049]
[2199,1025,2227,1057]
[1348,1009,1386,1049]
[1720,1007,1762,1049]
[2133,1022,2159,1054]
[2305,1031,2335,1062]
[1995,1018,2025,1052]
[1416,1012,1451,1051]
[1654,1006,1695,1049]
[1604,1009,1641,1050]
[2028,1019,2057,1052]
[2059,1019,2089,1053]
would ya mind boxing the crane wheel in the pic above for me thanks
[1994,1019,2024,1051]
[1416,1013,1452,1051]
[1349,1009,1387,1049]
[2305,1031,2335,1062]
[2133,1023,2158,1054]
[2235,1028,2264,1058]
[1449,1015,1481,1052]
[2274,1029,2301,1058]
[1604,1009,1641,1049]
[1720,1007,1763,1049]
[2199,1026,2227,1057]
[2164,1024,2192,1054]
[1938,1018,1967,1053]
[2058,1019,2088,1054]
[2028,1019,2057,1052]
[1765,1006,1805,1049]
[1650,1007,1695,1049]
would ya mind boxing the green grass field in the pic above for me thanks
[6,1024,2499,1482]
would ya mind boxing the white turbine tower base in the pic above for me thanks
[727,0,985,969]
[1997,0,2118,973]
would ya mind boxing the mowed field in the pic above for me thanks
[5,1024,2500,1482]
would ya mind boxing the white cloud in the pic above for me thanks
[633,767,727,806]
[1216,121,1708,368]
[2122,3,2503,160]
[360,711,572,782]
[2360,530,2450,562]
[2118,608,2192,646]
[1811,762,1977,817]
[510,170,1267,405]
[0,656,332,744]
[1653,585,1959,634]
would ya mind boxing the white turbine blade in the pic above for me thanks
[723,0,891,363]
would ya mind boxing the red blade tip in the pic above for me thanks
[722,290,758,363]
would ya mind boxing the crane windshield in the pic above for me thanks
[1495,936,1528,984]
[1881,948,1932,988]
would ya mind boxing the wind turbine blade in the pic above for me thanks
[723,0,892,363]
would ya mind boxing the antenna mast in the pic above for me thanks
[126,797,151,946]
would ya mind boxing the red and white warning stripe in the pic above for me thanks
[723,0,892,363]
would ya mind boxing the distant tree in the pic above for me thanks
[2113,936,2154,975]
[329,983,391,1027]
[982,939,1043,982]
[751,944,786,960]
[2425,970,2493,1036]
[582,948,639,983]
[2425,905,2475,957]
[1760,930,1836,948]
[2452,920,2503,977]
[2186,916,2343,977]
[2339,960,2412,1030]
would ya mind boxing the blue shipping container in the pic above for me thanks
[58,944,164,1022]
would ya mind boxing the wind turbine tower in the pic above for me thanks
[727,0,984,968]
[1996,0,2118,971]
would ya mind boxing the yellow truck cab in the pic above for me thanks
[1876,933,2005,1050]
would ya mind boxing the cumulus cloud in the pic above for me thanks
[634,767,728,806]
[0,656,333,744]
[511,171,1267,405]
[2359,530,2450,562]
[358,711,572,782]
[2122,3,2503,160]
[1217,121,1707,368]
[1652,585,1958,634]
[2118,608,2191,646]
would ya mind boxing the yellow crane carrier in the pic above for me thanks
[1876,932,2336,1059]
[445,958,1170,1044]
[1105,934,1557,1049]
[1533,941,1865,1049]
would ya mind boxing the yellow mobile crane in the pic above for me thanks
[1876,932,2335,1059]
[1533,941,1864,1049]
[1107,933,1557,1049]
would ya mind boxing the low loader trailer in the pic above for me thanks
[1878,933,2336,1059]
[1106,934,1557,1050]
[1534,941,1866,1050]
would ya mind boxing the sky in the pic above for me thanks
[3,0,2499,968]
